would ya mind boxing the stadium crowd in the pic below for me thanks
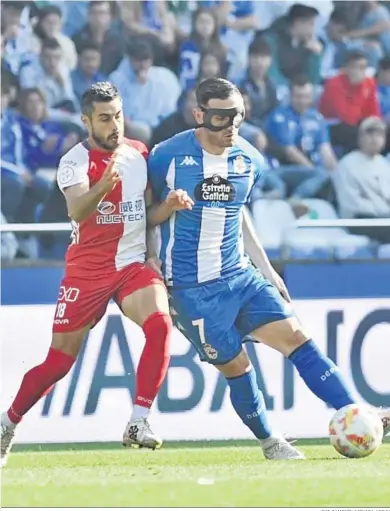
[1,0,390,261]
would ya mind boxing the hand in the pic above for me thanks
[305,39,323,55]
[262,266,291,303]
[42,134,60,153]
[165,189,194,211]
[146,256,163,277]
[99,155,121,193]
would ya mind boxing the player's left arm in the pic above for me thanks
[242,140,291,301]
[242,207,291,302]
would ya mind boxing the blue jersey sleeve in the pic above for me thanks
[267,109,293,147]
[147,143,174,202]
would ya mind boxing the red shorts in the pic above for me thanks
[53,262,164,333]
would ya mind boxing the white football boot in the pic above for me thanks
[1,420,16,468]
[379,408,390,437]
[262,438,305,460]
[123,418,162,450]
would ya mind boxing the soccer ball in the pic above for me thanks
[329,404,383,458]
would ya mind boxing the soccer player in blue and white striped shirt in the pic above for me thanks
[147,78,389,458]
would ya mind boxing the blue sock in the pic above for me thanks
[227,367,272,440]
[289,340,355,410]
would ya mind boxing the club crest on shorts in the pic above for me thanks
[233,155,247,174]
[203,343,218,360]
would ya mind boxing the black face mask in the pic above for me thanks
[198,106,245,132]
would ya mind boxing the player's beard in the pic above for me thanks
[91,127,122,151]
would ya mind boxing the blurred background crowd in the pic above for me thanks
[1,0,390,262]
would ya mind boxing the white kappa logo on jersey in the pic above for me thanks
[58,166,75,185]
[90,162,97,171]
[180,156,198,166]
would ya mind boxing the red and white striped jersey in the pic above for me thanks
[57,138,148,272]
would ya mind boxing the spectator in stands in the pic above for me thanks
[203,1,258,83]
[377,57,390,122]
[178,8,226,90]
[110,37,181,145]
[52,1,90,38]
[267,75,337,199]
[259,4,323,94]
[240,39,278,130]
[192,51,226,89]
[333,116,390,243]
[319,50,381,154]
[18,88,80,172]
[72,43,107,105]
[20,38,78,113]
[1,81,28,222]
[1,1,34,76]
[320,10,349,79]
[120,1,176,68]
[151,88,198,147]
[73,1,124,76]
[237,90,276,157]
[31,5,77,71]
[346,1,390,57]
[1,32,19,107]
[332,1,366,32]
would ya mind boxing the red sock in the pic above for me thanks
[135,312,172,408]
[7,348,75,424]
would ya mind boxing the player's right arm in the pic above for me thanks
[57,153,120,223]
[146,142,193,227]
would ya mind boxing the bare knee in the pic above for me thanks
[251,317,310,357]
[51,327,89,359]
[121,284,169,327]
[216,349,252,378]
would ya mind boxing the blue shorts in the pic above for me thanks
[168,267,292,365]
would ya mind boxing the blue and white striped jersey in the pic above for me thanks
[148,129,266,286]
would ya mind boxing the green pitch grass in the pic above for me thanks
[2,440,390,507]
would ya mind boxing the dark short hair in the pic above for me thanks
[345,50,368,65]
[329,9,348,26]
[41,38,61,51]
[379,56,390,71]
[88,1,111,11]
[81,81,120,116]
[248,38,271,57]
[78,42,101,55]
[290,75,312,89]
[127,37,153,61]
[196,78,240,107]
[3,1,28,12]
[37,5,62,20]
[18,87,46,112]
[288,3,318,22]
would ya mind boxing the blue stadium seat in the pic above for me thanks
[299,199,374,260]
[251,199,296,258]
[288,245,333,260]
[378,244,390,259]
[334,242,375,260]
